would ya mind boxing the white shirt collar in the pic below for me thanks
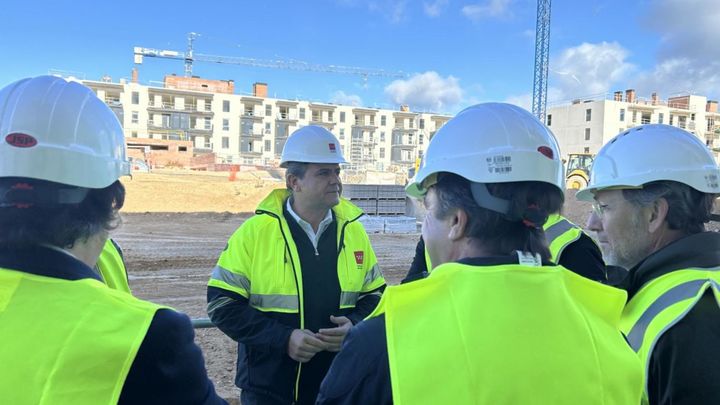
[286,198,334,252]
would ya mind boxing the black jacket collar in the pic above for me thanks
[625,232,720,299]
[0,245,102,282]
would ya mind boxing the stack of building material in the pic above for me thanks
[344,184,407,216]
[358,216,385,233]
[383,216,418,234]
[377,185,406,216]
[343,184,379,215]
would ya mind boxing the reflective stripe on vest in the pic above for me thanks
[543,214,583,263]
[382,262,643,404]
[620,268,720,398]
[0,268,161,404]
[96,239,131,293]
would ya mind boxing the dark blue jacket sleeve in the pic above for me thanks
[346,285,385,325]
[316,315,392,405]
[120,309,227,404]
[207,286,294,352]
[402,237,429,284]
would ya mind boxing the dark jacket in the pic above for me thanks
[0,245,225,405]
[620,232,720,405]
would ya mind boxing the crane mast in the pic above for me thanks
[532,0,551,122]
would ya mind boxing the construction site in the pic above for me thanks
[117,169,601,399]
[5,0,720,401]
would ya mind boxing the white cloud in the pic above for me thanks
[504,87,564,112]
[368,0,409,23]
[384,71,463,111]
[462,0,513,21]
[504,93,533,111]
[644,0,720,61]
[330,90,363,106]
[635,0,720,97]
[423,0,448,17]
[550,42,634,98]
[635,58,720,98]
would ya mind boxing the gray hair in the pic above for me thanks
[622,181,716,234]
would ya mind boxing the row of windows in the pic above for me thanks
[217,136,391,157]
[131,92,429,128]
[548,107,706,129]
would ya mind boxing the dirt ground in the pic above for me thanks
[116,171,597,400]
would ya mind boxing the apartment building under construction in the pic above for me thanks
[84,73,451,172]
[547,89,720,160]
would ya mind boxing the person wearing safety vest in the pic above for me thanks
[96,238,132,293]
[207,125,385,404]
[0,76,224,404]
[402,212,609,284]
[317,103,642,404]
[578,124,720,405]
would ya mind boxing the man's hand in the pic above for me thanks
[317,316,353,352]
[287,329,326,363]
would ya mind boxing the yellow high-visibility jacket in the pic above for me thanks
[209,189,385,316]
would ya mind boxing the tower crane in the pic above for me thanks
[134,33,408,85]
[532,0,551,121]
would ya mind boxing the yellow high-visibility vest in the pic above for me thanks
[0,267,161,404]
[96,239,131,293]
[620,268,720,402]
[543,214,584,263]
[372,261,643,404]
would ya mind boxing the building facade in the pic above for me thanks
[84,76,451,171]
[547,89,720,160]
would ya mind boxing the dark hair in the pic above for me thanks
[622,180,716,235]
[285,162,309,190]
[0,179,125,249]
[432,173,563,261]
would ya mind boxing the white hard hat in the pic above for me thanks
[279,125,348,168]
[406,102,564,198]
[0,75,131,189]
[576,124,720,201]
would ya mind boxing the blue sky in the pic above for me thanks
[2,0,718,114]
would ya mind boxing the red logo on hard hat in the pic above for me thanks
[5,133,37,148]
[354,251,364,265]
[328,143,337,153]
[537,146,554,159]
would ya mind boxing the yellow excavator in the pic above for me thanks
[565,153,594,189]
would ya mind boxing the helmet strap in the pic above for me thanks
[0,182,89,208]
[470,182,510,215]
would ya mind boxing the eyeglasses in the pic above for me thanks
[591,201,607,217]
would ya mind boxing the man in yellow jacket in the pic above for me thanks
[578,124,720,404]
[0,76,224,404]
[318,103,642,404]
[207,125,385,404]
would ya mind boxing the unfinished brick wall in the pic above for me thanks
[164,75,234,94]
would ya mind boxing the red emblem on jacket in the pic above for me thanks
[354,251,364,265]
